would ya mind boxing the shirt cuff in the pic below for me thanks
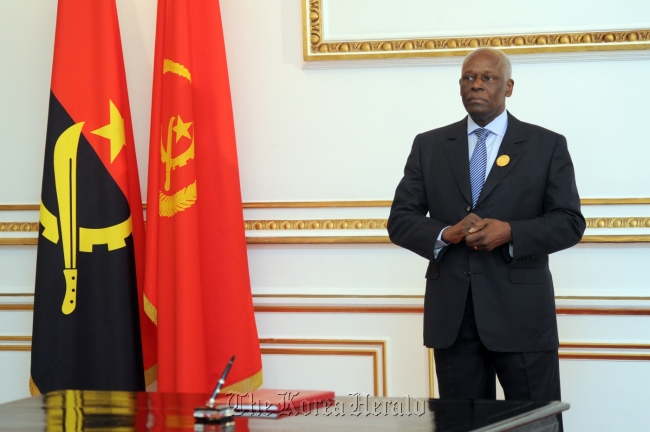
[433,227,450,259]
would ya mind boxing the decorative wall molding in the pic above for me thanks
[255,305,422,314]
[0,205,39,211]
[1,198,648,212]
[559,353,650,361]
[0,346,30,352]
[7,300,650,316]
[0,223,39,232]
[247,236,389,244]
[0,239,36,246]
[428,349,435,399]
[3,235,650,245]
[244,201,392,209]
[247,217,647,231]
[580,235,650,243]
[0,336,388,393]
[250,235,650,244]
[242,198,650,208]
[260,338,387,397]
[2,294,649,301]
[586,218,650,229]
[254,305,650,316]
[260,347,381,396]
[0,336,32,352]
[0,304,34,311]
[561,343,650,350]
[245,219,388,231]
[253,294,424,299]
[303,0,650,62]
[580,198,650,205]
[3,217,650,233]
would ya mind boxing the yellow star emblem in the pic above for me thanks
[173,115,192,143]
[91,100,126,163]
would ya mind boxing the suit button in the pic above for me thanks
[463,270,471,276]
[466,206,471,212]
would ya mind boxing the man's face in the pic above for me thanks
[459,51,514,127]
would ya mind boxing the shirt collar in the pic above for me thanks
[467,110,509,137]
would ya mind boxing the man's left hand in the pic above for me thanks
[464,219,512,251]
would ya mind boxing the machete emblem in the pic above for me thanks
[40,117,133,315]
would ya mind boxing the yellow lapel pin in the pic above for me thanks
[496,155,510,167]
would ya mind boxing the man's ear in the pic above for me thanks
[505,79,514,97]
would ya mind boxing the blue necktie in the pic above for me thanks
[469,128,489,209]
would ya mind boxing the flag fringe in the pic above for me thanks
[29,376,41,396]
[144,364,158,388]
[143,294,158,325]
[221,369,263,394]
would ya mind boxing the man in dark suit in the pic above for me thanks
[387,48,585,404]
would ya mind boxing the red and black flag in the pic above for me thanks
[30,0,155,394]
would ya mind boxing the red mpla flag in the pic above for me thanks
[31,0,156,393]
[144,0,262,392]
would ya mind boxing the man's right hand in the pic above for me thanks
[441,213,485,244]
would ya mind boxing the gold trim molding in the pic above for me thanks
[0,336,388,391]
[260,338,387,397]
[242,198,650,208]
[4,217,650,233]
[0,336,31,342]
[586,218,650,228]
[0,336,31,352]
[303,0,650,61]
[253,305,650,316]
[4,235,650,245]
[560,352,650,361]
[0,198,648,212]
[581,198,650,205]
[6,304,650,315]
[246,218,647,231]
[428,348,435,399]
[247,236,389,244]
[261,347,381,397]
[0,346,30,351]
[1,198,649,212]
[244,201,392,208]
[245,219,387,231]
[0,304,34,311]
[0,239,37,246]
[247,235,650,244]
[0,223,39,232]
[427,343,650,389]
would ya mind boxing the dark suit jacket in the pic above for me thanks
[387,113,585,352]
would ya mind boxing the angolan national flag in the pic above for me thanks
[30,0,156,394]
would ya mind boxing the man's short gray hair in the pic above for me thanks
[463,48,512,80]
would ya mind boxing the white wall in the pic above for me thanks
[1,1,650,430]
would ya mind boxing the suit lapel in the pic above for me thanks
[475,113,527,207]
[442,118,472,206]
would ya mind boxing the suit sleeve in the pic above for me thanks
[387,135,449,261]
[509,135,585,259]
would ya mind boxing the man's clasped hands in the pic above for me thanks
[441,213,512,252]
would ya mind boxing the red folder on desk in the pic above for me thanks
[217,389,335,417]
